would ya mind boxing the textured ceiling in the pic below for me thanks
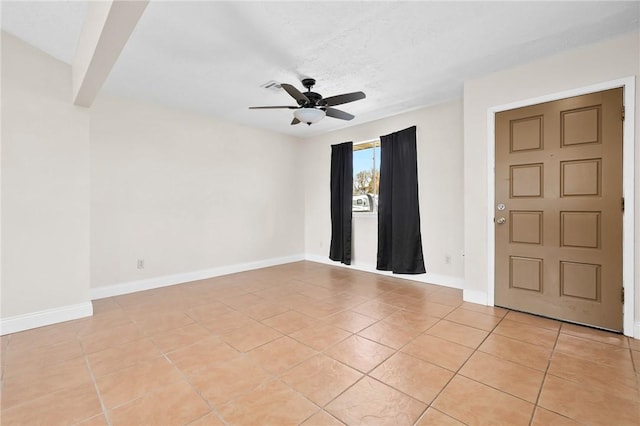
[2,1,639,138]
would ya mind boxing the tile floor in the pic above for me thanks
[1,261,639,425]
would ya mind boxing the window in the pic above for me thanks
[353,139,380,212]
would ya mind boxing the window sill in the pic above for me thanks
[353,212,378,218]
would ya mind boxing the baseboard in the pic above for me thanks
[463,289,488,306]
[304,254,465,290]
[90,254,306,300]
[0,302,93,336]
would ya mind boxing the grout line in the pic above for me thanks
[409,309,509,425]
[527,319,562,426]
[83,354,113,426]
[161,351,231,426]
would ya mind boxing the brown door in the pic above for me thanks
[494,88,624,331]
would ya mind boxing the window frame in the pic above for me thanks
[352,138,381,215]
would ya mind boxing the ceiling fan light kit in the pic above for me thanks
[249,77,365,126]
[293,107,325,125]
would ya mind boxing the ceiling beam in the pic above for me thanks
[72,0,148,107]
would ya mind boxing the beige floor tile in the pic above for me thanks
[324,310,378,333]
[76,413,109,425]
[219,380,319,425]
[459,302,508,318]
[87,338,161,377]
[531,407,581,425]
[185,301,234,323]
[445,308,503,331]
[247,336,317,375]
[290,323,351,351]
[76,309,132,336]
[560,322,629,347]
[325,335,395,373]
[280,354,362,406]
[424,290,463,307]
[7,321,81,352]
[404,301,457,318]
[240,301,290,320]
[433,375,534,425]
[326,376,426,426]
[350,300,399,320]
[426,320,489,349]
[300,410,345,426]
[1,356,93,409]
[91,297,122,314]
[109,380,210,426]
[401,333,473,371]
[262,310,319,334]
[459,351,545,403]
[130,309,195,335]
[383,310,440,333]
[538,374,640,425]
[493,319,558,348]
[80,321,144,354]
[370,352,454,404]
[219,320,282,352]
[201,310,255,335]
[547,351,639,401]
[188,356,272,407]
[221,293,265,309]
[187,411,226,426]
[1,383,102,425]
[8,262,635,426]
[554,333,634,369]
[358,320,420,349]
[95,356,184,408]
[416,408,465,426]
[322,292,370,310]
[4,338,84,378]
[150,323,212,353]
[166,337,240,375]
[478,333,552,371]
[504,311,561,331]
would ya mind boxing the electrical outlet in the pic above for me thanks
[137,259,144,269]
[445,255,451,264]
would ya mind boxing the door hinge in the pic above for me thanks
[621,106,625,121]
[621,287,625,304]
[622,197,625,212]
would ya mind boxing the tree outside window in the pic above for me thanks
[352,140,381,212]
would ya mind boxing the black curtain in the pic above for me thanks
[329,142,353,265]
[377,126,426,274]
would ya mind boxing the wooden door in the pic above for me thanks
[494,88,624,331]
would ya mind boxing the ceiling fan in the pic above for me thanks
[249,78,366,126]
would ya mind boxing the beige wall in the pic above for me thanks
[302,100,465,287]
[1,32,91,318]
[1,31,305,331]
[89,95,304,290]
[463,31,640,334]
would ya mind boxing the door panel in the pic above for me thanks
[495,88,623,331]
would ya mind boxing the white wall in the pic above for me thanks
[463,31,640,334]
[1,33,91,324]
[89,95,305,292]
[303,100,464,287]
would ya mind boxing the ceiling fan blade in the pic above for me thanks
[281,83,309,105]
[291,117,301,125]
[324,91,366,107]
[325,107,354,121]
[249,106,298,109]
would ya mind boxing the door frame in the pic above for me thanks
[486,76,636,337]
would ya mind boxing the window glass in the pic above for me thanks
[353,140,380,212]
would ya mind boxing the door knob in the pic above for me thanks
[496,217,506,224]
